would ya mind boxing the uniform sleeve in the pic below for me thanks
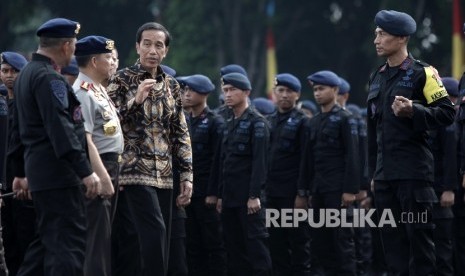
[75,90,96,133]
[440,125,458,191]
[35,75,92,178]
[7,100,25,178]
[296,117,311,195]
[297,119,314,194]
[411,67,455,132]
[358,117,369,190]
[342,115,360,194]
[367,105,377,182]
[206,115,224,196]
[169,80,193,183]
[249,118,270,197]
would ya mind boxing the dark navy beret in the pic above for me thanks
[441,77,459,97]
[252,97,276,115]
[61,57,79,76]
[161,64,176,77]
[36,18,80,38]
[182,74,215,94]
[222,72,252,90]
[374,10,416,36]
[220,64,247,76]
[307,70,340,87]
[338,77,351,94]
[300,100,318,114]
[1,51,27,71]
[0,84,7,97]
[75,36,114,56]
[275,73,301,92]
[345,103,361,117]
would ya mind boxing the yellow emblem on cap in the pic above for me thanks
[221,77,225,86]
[0,54,3,63]
[274,77,278,86]
[106,40,115,51]
[75,23,81,35]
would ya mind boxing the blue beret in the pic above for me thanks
[161,64,176,77]
[61,57,79,76]
[300,100,318,114]
[0,84,7,97]
[374,10,416,36]
[181,74,215,94]
[36,18,80,38]
[1,51,27,71]
[220,64,247,76]
[252,97,276,115]
[345,103,361,117]
[441,77,459,97]
[75,36,114,56]
[307,70,340,87]
[275,73,301,92]
[222,72,252,90]
[360,108,367,118]
[338,77,351,94]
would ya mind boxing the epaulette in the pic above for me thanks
[414,59,430,67]
[399,58,413,70]
[80,81,92,91]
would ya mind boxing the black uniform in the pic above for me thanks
[428,122,457,276]
[9,53,92,275]
[454,80,465,275]
[185,107,226,276]
[299,104,359,275]
[219,107,272,275]
[367,55,455,275]
[265,108,310,275]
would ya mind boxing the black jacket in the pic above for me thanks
[367,55,455,182]
[9,53,92,191]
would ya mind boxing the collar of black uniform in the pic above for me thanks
[380,53,415,73]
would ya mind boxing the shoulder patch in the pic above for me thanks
[423,66,448,104]
[50,79,68,106]
[80,81,92,91]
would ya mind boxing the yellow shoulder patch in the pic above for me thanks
[423,66,447,104]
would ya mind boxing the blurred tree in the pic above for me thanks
[0,0,457,108]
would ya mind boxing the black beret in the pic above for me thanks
[222,72,252,90]
[181,74,215,94]
[441,77,459,97]
[220,64,247,76]
[307,70,340,87]
[252,97,276,115]
[161,64,176,77]
[1,51,27,71]
[61,57,79,76]
[75,36,114,56]
[374,10,416,36]
[36,18,80,38]
[338,77,351,94]
[275,73,301,92]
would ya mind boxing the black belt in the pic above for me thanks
[99,152,121,162]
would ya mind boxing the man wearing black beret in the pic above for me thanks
[217,72,272,275]
[368,9,455,275]
[73,35,123,276]
[9,18,102,275]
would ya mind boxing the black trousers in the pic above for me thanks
[353,201,372,275]
[374,180,436,276]
[310,192,356,276]
[432,201,454,276]
[113,185,172,276]
[168,214,188,276]
[222,206,271,276]
[186,197,226,276]
[84,153,120,276]
[17,185,87,276]
[267,196,310,276]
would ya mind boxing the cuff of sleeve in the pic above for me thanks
[76,160,93,179]
[411,103,426,132]
[180,172,193,183]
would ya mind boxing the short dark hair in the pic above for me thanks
[136,22,171,46]
[75,55,93,67]
[39,37,71,48]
